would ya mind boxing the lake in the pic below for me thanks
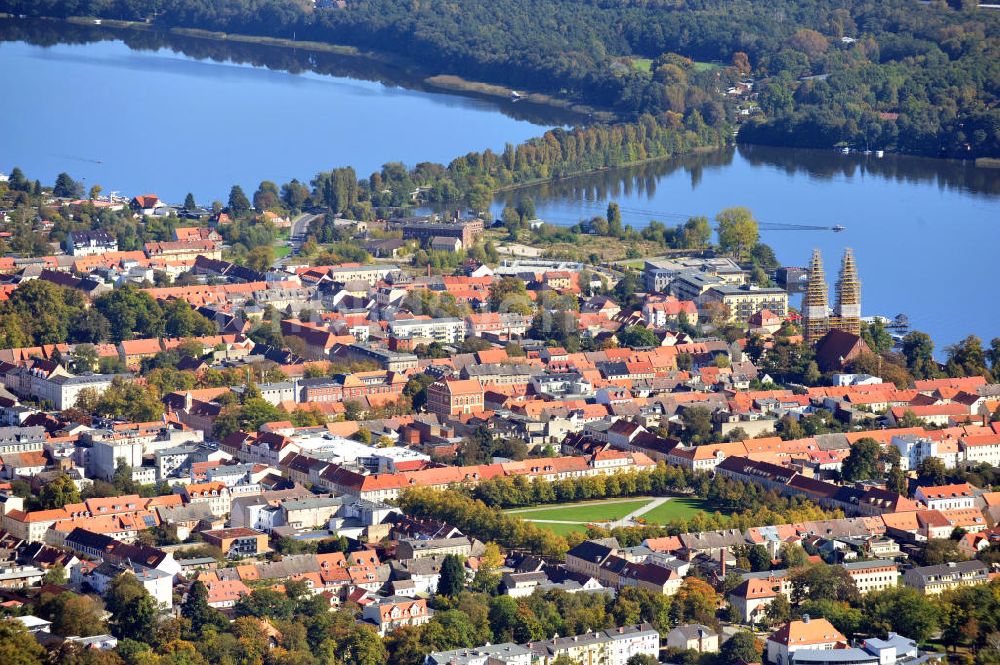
[0,19,579,204]
[496,146,1000,350]
[3,20,999,351]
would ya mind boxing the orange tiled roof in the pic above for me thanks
[120,338,163,355]
[914,376,987,392]
[206,579,251,604]
[917,483,975,499]
[770,618,846,646]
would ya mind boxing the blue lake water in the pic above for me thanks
[0,33,567,203]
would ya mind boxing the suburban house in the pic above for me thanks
[131,194,169,216]
[729,574,793,624]
[666,625,719,653]
[362,596,432,636]
[766,617,847,665]
[204,579,252,608]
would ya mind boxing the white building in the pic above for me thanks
[389,317,466,344]
[0,426,45,455]
[915,483,976,511]
[961,433,1000,468]
[841,561,898,595]
[31,373,121,411]
[832,374,883,387]
[15,616,52,634]
[65,230,118,257]
[362,596,433,636]
[902,560,990,595]
[529,624,660,665]
[891,434,959,471]
[328,264,401,285]
[180,482,232,517]
[781,633,922,665]
[729,574,793,624]
[86,563,174,610]
[426,624,659,665]
[90,438,144,482]
[425,644,532,665]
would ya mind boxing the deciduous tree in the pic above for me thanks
[716,207,759,261]
[902,332,938,380]
[0,618,45,665]
[38,473,81,509]
[862,587,939,642]
[841,438,881,482]
[720,631,762,665]
[106,574,159,644]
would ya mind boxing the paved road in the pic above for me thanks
[290,212,322,245]
[272,212,323,269]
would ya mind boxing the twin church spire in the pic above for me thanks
[802,248,861,344]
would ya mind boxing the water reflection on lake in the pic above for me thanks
[496,146,1000,348]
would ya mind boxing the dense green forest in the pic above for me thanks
[4,0,999,157]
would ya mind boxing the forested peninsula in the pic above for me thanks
[4,0,999,158]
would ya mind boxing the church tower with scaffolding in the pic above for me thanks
[830,248,861,336]
[802,248,862,344]
[803,249,829,344]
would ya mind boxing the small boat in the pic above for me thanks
[832,225,846,232]
[841,147,851,155]
[510,91,523,100]
[875,150,884,158]
[863,149,872,155]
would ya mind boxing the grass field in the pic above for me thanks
[631,58,653,72]
[636,497,709,524]
[533,522,593,536]
[509,499,650,522]
[692,61,722,72]
[507,496,714,536]
[628,57,719,74]
[273,245,292,259]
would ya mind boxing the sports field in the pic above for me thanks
[505,496,712,536]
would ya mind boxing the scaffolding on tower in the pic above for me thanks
[802,249,830,344]
[832,248,861,336]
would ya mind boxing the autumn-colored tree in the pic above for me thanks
[670,577,719,626]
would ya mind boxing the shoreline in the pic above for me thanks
[46,15,608,121]
[491,145,727,195]
[423,75,614,122]
[63,16,388,61]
